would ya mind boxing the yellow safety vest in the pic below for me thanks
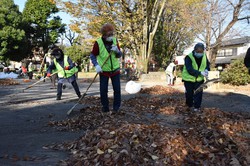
[182,53,207,82]
[96,37,120,72]
[54,55,78,78]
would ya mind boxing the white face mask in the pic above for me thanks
[194,52,203,58]
[106,36,113,42]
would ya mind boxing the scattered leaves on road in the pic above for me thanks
[47,85,250,166]
[0,79,19,85]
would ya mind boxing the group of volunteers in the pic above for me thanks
[43,22,249,114]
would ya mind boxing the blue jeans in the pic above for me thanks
[184,81,204,109]
[99,74,121,111]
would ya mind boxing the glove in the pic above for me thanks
[64,66,70,70]
[201,71,208,77]
[95,65,102,73]
[111,45,120,53]
[205,69,209,75]
[47,73,51,77]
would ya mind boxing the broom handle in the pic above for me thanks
[67,53,112,115]
[22,70,60,91]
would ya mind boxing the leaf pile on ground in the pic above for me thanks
[0,78,19,85]
[140,85,182,95]
[47,86,250,165]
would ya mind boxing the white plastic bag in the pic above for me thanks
[125,80,141,94]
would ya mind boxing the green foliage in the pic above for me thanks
[64,45,90,66]
[22,0,65,49]
[0,0,26,61]
[220,59,250,86]
[61,0,203,73]
[152,0,202,68]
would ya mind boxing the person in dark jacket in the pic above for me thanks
[90,23,122,113]
[244,47,250,74]
[47,48,81,100]
[182,43,210,112]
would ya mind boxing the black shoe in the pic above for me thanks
[102,107,110,113]
[111,109,119,114]
[78,94,82,99]
[56,96,61,100]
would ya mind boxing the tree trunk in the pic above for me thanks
[141,0,167,73]
[141,0,148,73]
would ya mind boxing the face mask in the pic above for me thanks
[106,36,113,42]
[194,52,203,58]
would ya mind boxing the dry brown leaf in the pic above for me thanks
[97,148,104,154]
[151,155,159,160]
[230,157,241,166]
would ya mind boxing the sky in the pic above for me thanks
[13,0,72,25]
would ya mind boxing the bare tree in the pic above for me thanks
[197,0,250,67]
[65,29,76,46]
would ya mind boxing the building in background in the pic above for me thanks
[215,36,250,69]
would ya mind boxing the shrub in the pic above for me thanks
[220,58,250,86]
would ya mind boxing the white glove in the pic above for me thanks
[111,45,119,53]
[205,69,208,75]
[201,71,208,77]
[95,65,102,73]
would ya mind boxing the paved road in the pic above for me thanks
[0,78,139,165]
[0,78,249,165]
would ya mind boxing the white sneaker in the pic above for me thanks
[193,108,201,112]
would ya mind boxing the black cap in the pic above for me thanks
[194,43,205,50]
[51,48,64,60]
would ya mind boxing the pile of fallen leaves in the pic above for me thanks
[0,79,19,85]
[140,85,181,95]
[47,85,250,165]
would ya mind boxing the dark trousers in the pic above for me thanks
[100,74,121,111]
[184,81,204,109]
[28,72,33,79]
[57,80,81,98]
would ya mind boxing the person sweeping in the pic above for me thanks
[90,23,122,113]
[182,43,210,112]
[47,48,81,100]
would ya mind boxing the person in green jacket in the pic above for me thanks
[47,48,81,100]
[90,23,122,113]
[28,62,35,79]
[182,43,210,112]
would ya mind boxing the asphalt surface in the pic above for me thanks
[0,78,249,165]
[0,78,141,166]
